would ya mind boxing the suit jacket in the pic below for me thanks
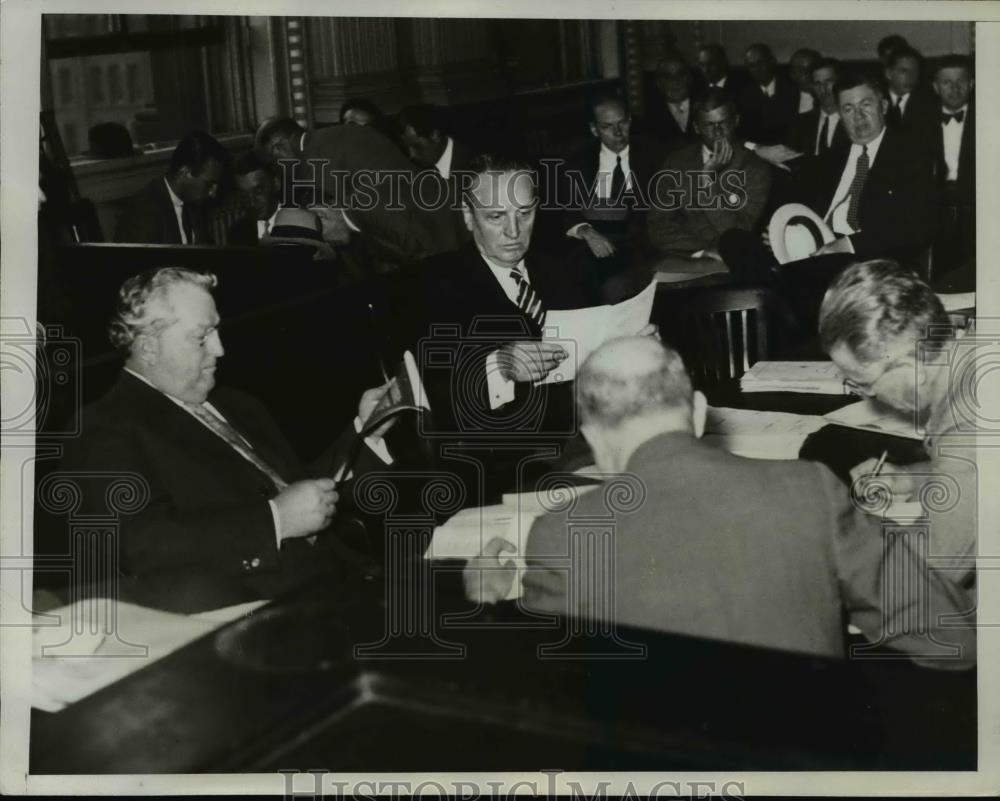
[227,213,260,246]
[642,98,699,152]
[737,74,800,145]
[302,124,463,265]
[396,243,601,436]
[561,136,665,249]
[114,177,212,245]
[795,124,936,261]
[56,372,362,611]
[646,140,773,255]
[787,107,851,156]
[887,89,938,139]
[930,103,975,205]
[522,431,975,665]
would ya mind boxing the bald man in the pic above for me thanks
[466,337,974,667]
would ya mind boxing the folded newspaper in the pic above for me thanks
[740,361,851,394]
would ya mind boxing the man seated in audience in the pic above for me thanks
[789,47,821,114]
[884,46,936,138]
[55,267,392,612]
[227,151,282,245]
[645,53,699,151]
[398,103,471,178]
[695,43,749,95]
[878,34,910,67]
[115,131,229,245]
[719,72,935,331]
[928,54,975,277]
[788,58,850,156]
[820,260,976,614]
[738,43,800,145]
[255,116,462,267]
[646,89,771,271]
[465,335,974,667]
[561,92,663,300]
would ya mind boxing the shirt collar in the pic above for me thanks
[124,367,196,407]
[891,90,909,104]
[942,104,969,116]
[820,109,840,121]
[761,78,776,96]
[712,76,727,88]
[163,177,184,210]
[435,137,454,179]
[600,142,629,160]
[668,98,690,111]
[478,248,526,278]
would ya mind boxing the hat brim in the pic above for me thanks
[259,235,337,260]
[768,203,836,265]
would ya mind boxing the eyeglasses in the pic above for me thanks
[842,355,911,397]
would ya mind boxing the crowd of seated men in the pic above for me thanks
[44,33,977,670]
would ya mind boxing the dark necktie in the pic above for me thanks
[185,402,288,491]
[816,115,829,154]
[510,266,546,327]
[181,204,195,244]
[942,109,965,125]
[609,155,625,203]
[846,145,869,231]
[887,95,903,126]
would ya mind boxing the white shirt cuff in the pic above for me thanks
[341,208,360,233]
[567,223,590,239]
[353,415,394,465]
[743,141,758,151]
[268,499,283,548]
[486,350,516,409]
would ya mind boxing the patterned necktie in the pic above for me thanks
[609,155,625,203]
[510,266,546,327]
[941,109,965,125]
[181,204,195,244]
[185,403,288,491]
[816,115,829,155]
[846,144,869,231]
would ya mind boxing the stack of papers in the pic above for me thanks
[427,484,600,600]
[703,406,828,460]
[823,398,924,441]
[937,291,975,312]
[541,280,657,384]
[740,361,850,394]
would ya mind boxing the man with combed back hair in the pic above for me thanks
[466,335,974,667]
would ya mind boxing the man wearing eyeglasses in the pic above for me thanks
[819,260,976,611]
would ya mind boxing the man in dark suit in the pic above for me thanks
[928,54,975,276]
[695,43,750,97]
[884,46,937,141]
[738,43,800,145]
[557,92,663,301]
[227,151,282,245]
[788,47,821,114]
[55,267,391,612]
[465,336,974,667]
[255,117,462,267]
[115,131,229,245]
[644,54,699,151]
[646,89,772,270]
[787,58,851,156]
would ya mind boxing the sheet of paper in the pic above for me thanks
[541,280,656,384]
[823,398,924,441]
[937,292,975,312]
[703,406,828,460]
[741,360,847,394]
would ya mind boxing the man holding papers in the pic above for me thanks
[819,260,977,610]
[466,336,973,667]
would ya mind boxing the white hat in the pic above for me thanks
[768,203,836,265]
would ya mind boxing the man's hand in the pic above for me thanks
[849,459,921,506]
[273,478,338,541]
[754,144,801,166]
[462,536,518,604]
[580,226,616,258]
[497,341,568,382]
[703,139,734,172]
[760,229,772,252]
[357,382,395,440]
[813,237,853,257]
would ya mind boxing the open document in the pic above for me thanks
[703,406,828,460]
[740,361,851,394]
[823,398,924,441]
[540,279,657,384]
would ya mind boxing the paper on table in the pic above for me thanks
[703,406,828,460]
[823,398,924,441]
[541,280,657,384]
[937,292,975,312]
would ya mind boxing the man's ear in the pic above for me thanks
[692,390,708,438]
[462,203,474,233]
[588,121,598,140]
[134,333,158,366]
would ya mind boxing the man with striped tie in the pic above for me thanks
[55,267,392,611]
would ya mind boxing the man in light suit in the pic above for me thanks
[115,131,229,245]
[255,117,462,267]
[55,267,391,612]
[465,336,974,667]
[646,89,772,270]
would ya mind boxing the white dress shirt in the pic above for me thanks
[481,252,533,409]
[434,136,455,179]
[941,104,968,181]
[799,91,815,113]
[709,76,727,89]
[256,206,280,240]
[668,98,690,132]
[815,111,841,153]
[825,126,887,238]
[759,79,776,98]
[163,178,190,244]
[567,144,633,238]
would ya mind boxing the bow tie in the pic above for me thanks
[942,110,966,125]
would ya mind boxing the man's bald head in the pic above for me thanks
[578,336,694,430]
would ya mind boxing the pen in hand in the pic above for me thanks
[871,449,888,477]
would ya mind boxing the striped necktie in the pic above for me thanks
[510,266,546,327]
[846,145,869,231]
[185,402,288,491]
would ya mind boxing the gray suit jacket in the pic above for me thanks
[646,141,772,255]
[522,431,974,666]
